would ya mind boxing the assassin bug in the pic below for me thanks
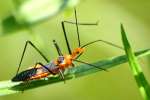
[11,8,123,82]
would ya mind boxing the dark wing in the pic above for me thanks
[11,68,37,82]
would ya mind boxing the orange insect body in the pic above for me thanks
[24,47,84,80]
[56,47,85,70]
[71,47,85,59]
[30,72,49,80]
[58,55,72,69]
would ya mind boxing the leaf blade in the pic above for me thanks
[0,49,149,96]
[121,24,150,100]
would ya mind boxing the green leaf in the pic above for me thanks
[0,49,150,96]
[12,0,79,24]
[1,0,79,34]
[1,16,28,34]
[121,24,150,100]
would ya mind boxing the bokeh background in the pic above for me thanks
[0,0,150,100]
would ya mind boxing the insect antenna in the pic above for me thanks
[75,40,124,59]
[62,8,100,54]
[61,22,72,54]
[74,8,81,47]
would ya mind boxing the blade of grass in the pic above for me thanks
[0,49,150,96]
[121,24,150,100]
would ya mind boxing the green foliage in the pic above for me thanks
[12,0,78,24]
[0,49,150,96]
[121,24,150,100]
[1,0,79,34]
[2,16,28,34]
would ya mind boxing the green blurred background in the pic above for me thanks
[0,0,150,100]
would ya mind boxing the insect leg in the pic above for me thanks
[21,80,30,92]
[35,62,55,75]
[81,40,124,50]
[62,20,99,25]
[58,69,65,83]
[73,59,107,71]
[16,41,49,75]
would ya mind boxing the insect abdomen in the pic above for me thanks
[11,68,37,82]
